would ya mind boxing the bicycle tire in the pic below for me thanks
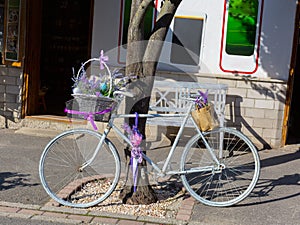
[180,127,260,207]
[39,128,121,208]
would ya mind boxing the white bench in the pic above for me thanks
[147,80,228,128]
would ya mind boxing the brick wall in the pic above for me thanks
[220,78,286,149]
[0,67,23,128]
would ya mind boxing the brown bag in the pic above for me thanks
[191,104,214,132]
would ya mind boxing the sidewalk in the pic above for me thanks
[0,127,299,224]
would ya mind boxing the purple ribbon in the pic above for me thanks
[64,108,112,130]
[131,146,143,192]
[130,112,143,192]
[99,50,109,70]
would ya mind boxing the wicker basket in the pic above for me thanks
[65,94,117,122]
[66,52,118,122]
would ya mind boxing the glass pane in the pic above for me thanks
[225,0,259,56]
[5,0,21,61]
[171,17,203,66]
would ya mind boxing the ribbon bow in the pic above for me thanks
[64,108,112,130]
[129,112,143,192]
[99,50,109,70]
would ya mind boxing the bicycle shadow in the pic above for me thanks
[236,149,300,206]
[0,172,39,191]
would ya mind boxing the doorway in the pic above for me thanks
[39,0,93,115]
[287,24,300,144]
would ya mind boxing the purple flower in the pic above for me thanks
[130,131,143,147]
[195,90,209,108]
[199,90,208,104]
[71,50,122,96]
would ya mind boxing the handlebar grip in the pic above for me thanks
[113,91,135,98]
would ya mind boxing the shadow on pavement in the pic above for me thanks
[236,149,300,207]
[0,172,39,191]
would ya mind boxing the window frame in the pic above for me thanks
[0,0,24,67]
[219,0,264,74]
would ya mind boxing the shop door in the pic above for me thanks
[287,25,300,144]
[39,0,93,115]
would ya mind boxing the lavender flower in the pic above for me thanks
[71,50,132,97]
[195,90,209,108]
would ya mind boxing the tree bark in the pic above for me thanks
[143,0,182,76]
[125,0,153,78]
[120,0,182,205]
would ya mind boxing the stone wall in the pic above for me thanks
[0,67,23,128]
[220,77,286,149]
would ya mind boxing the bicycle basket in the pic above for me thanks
[66,52,119,122]
[65,94,117,122]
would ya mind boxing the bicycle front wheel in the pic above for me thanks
[39,129,121,208]
[180,127,260,207]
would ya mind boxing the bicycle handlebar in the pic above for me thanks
[113,90,135,98]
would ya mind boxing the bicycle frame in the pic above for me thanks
[100,102,222,177]
[80,94,221,176]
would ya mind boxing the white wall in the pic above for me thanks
[257,0,297,80]
[91,0,297,81]
[91,0,120,59]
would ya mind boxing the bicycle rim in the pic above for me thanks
[180,127,260,207]
[39,129,121,208]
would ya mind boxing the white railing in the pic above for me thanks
[148,80,228,127]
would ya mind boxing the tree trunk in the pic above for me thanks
[120,0,182,205]
[143,0,182,76]
[125,0,151,78]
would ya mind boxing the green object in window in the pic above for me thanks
[122,0,153,46]
[225,0,259,56]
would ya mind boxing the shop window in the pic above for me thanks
[0,0,22,66]
[225,0,259,56]
[170,16,204,66]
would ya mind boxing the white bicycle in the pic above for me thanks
[39,90,260,208]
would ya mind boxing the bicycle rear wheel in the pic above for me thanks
[39,129,121,208]
[180,127,260,207]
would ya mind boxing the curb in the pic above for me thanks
[0,197,195,224]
